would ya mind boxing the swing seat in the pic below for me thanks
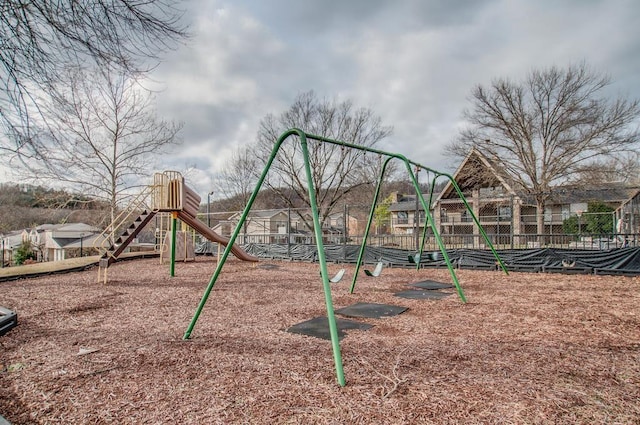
[364,262,383,277]
[320,269,346,283]
[330,269,346,283]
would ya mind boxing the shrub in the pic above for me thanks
[14,241,36,265]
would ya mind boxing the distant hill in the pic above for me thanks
[0,179,440,234]
[205,180,439,214]
[0,183,108,233]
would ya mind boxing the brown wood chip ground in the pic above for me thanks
[1,257,639,424]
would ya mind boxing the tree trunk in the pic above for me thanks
[536,199,546,246]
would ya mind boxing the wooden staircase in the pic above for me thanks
[99,210,157,269]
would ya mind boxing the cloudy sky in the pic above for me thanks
[10,0,634,193]
[149,0,640,194]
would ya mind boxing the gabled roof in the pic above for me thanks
[56,233,108,248]
[388,194,430,212]
[548,185,640,205]
[436,148,517,202]
[35,223,100,233]
[1,231,27,249]
[436,148,640,207]
[2,229,26,238]
[56,223,100,232]
[228,209,288,220]
[35,223,61,231]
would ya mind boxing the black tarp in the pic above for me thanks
[240,243,640,276]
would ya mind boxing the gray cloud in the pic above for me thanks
[148,0,640,191]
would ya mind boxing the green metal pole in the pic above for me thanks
[401,159,466,303]
[291,130,503,271]
[299,133,346,387]
[291,129,507,289]
[351,156,393,293]
[441,173,509,275]
[414,175,439,270]
[183,129,299,340]
[181,127,510,389]
[170,212,177,277]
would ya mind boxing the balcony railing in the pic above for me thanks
[392,217,427,226]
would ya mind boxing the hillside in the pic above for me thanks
[0,179,435,234]
[0,183,109,233]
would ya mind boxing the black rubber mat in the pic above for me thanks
[335,302,408,319]
[409,280,454,290]
[394,290,453,300]
[286,316,373,341]
[0,306,18,337]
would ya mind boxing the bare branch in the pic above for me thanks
[253,91,392,229]
[0,0,187,159]
[21,66,182,226]
[219,146,259,210]
[452,63,640,232]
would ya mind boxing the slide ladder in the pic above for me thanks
[98,209,157,268]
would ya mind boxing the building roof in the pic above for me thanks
[388,194,432,212]
[547,185,640,205]
[58,233,109,248]
[437,148,517,202]
[35,223,101,233]
[436,148,640,207]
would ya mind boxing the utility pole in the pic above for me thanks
[207,191,214,228]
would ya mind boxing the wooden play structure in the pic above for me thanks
[96,171,257,283]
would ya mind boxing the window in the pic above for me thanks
[397,211,408,224]
[498,206,512,221]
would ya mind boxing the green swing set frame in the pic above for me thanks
[183,128,507,387]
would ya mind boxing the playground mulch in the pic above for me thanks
[1,257,639,424]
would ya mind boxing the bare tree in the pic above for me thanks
[451,63,640,233]
[219,146,259,210]
[574,153,640,186]
[255,91,392,228]
[0,0,187,159]
[26,67,182,229]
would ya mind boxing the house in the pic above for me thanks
[389,148,639,248]
[226,209,309,244]
[224,208,357,244]
[36,222,103,261]
[1,230,30,265]
[432,148,520,246]
[324,211,358,243]
[1,223,103,264]
[387,193,427,236]
[614,191,640,235]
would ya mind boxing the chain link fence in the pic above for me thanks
[197,199,639,252]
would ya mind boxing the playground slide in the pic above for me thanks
[177,211,259,262]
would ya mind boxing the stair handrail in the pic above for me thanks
[95,185,156,257]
